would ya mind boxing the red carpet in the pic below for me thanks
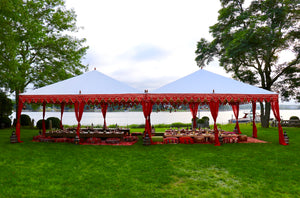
[81,140,138,146]
[32,135,138,146]
[153,136,268,144]
[239,137,268,143]
[33,135,267,145]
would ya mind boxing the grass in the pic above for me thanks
[0,124,299,197]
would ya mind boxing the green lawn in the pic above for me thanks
[1,124,299,198]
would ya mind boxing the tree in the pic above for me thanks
[195,0,299,127]
[0,0,89,117]
[0,90,13,118]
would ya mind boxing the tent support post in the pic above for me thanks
[142,92,153,145]
[60,103,65,130]
[42,102,46,135]
[101,103,108,129]
[231,102,241,134]
[209,101,221,146]
[74,101,85,144]
[16,99,24,143]
[189,103,199,129]
[271,100,287,145]
[252,101,257,138]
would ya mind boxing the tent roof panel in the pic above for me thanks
[21,70,140,95]
[152,69,277,95]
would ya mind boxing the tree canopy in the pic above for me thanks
[195,0,299,127]
[0,90,12,118]
[0,0,88,103]
[195,0,299,102]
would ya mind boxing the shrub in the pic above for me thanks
[36,119,49,129]
[36,117,61,129]
[20,114,31,126]
[201,116,209,122]
[290,116,299,120]
[197,118,205,124]
[0,91,13,118]
[46,117,61,129]
[0,117,11,128]
[191,117,199,123]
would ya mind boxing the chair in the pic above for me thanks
[209,135,215,143]
[194,136,205,143]
[86,137,102,144]
[124,136,138,142]
[54,138,69,143]
[223,136,232,143]
[223,135,239,143]
[179,137,194,144]
[106,138,121,144]
[163,137,179,144]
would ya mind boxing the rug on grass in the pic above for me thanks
[32,135,138,146]
[239,137,268,143]
[152,137,268,145]
[81,141,138,146]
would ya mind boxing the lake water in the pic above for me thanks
[12,109,300,126]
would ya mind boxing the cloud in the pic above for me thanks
[119,44,169,62]
[65,0,228,91]
[83,49,108,68]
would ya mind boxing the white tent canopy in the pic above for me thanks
[152,69,276,95]
[21,69,140,95]
[16,68,286,146]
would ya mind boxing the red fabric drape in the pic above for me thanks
[142,101,153,143]
[101,103,108,129]
[209,101,221,146]
[231,103,241,134]
[15,101,24,143]
[271,100,287,145]
[60,103,65,130]
[252,101,257,138]
[74,102,85,141]
[42,102,46,135]
[189,103,199,129]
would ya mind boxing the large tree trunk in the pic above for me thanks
[260,101,271,128]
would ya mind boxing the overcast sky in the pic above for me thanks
[64,0,231,91]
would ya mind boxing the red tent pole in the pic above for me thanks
[209,101,221,146]
[16,100,24,143]
[271,100,287,145]
[189,103,199,129]
[60,103,65,130]
[252,101,257,138]
[101,103,108,129]
[143,102,153,138]
[142,92,153,144]
[42,102,46,135]
[231,103,241,134]
[74,101,85,143]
